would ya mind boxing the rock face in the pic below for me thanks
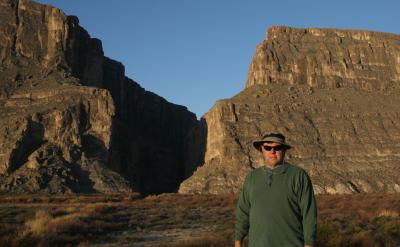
[180,26,400,194]
[246,26,400,90]
[0,0,201,194]
[0,86,130,193]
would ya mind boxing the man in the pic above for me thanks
[234,132,317,247]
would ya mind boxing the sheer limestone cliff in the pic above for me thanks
[179,26,400,194]
[0,0,202,194]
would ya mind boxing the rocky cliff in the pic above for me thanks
[0,0,202,194]
[246,26,400,90]
[180,26,400,194]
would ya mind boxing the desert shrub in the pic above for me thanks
[348,230,376,247]
[377,210,399,218]
[372,217,400,246]
[14,210,70,246]
[12,204,110,247]
[0,223,18,247]
[315,212,400,247]
[23,210,53,236]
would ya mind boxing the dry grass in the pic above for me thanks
[315,193,400,247]
[377,209,399,218]
[11,203,116,246]
[23,210,53,236]
[0,193,398,247]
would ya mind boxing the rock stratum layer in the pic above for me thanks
[180,26,400,194]
[0,0,202,194]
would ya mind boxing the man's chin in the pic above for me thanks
[267,161,279,167]
[268,158,278,163]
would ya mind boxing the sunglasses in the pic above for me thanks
[262,145,284,151]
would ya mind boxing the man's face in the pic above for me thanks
[261,142,285,168]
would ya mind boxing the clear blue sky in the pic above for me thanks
[36,0,400,118]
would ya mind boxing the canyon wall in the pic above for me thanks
[0,0,202,194]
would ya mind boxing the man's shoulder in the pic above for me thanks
[244,167,266,181]
[241,167,264,187]
[252,166,265,172]
[245,167,263,177]
[285,163,310,176]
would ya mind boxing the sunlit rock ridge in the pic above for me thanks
[179,26,400,194]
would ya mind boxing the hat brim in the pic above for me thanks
[253,141,292,151]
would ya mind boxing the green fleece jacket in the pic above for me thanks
[235,163,317,247]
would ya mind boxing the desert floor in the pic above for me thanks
[0,193,399,247]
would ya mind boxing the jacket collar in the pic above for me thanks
[262,162,289,174]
